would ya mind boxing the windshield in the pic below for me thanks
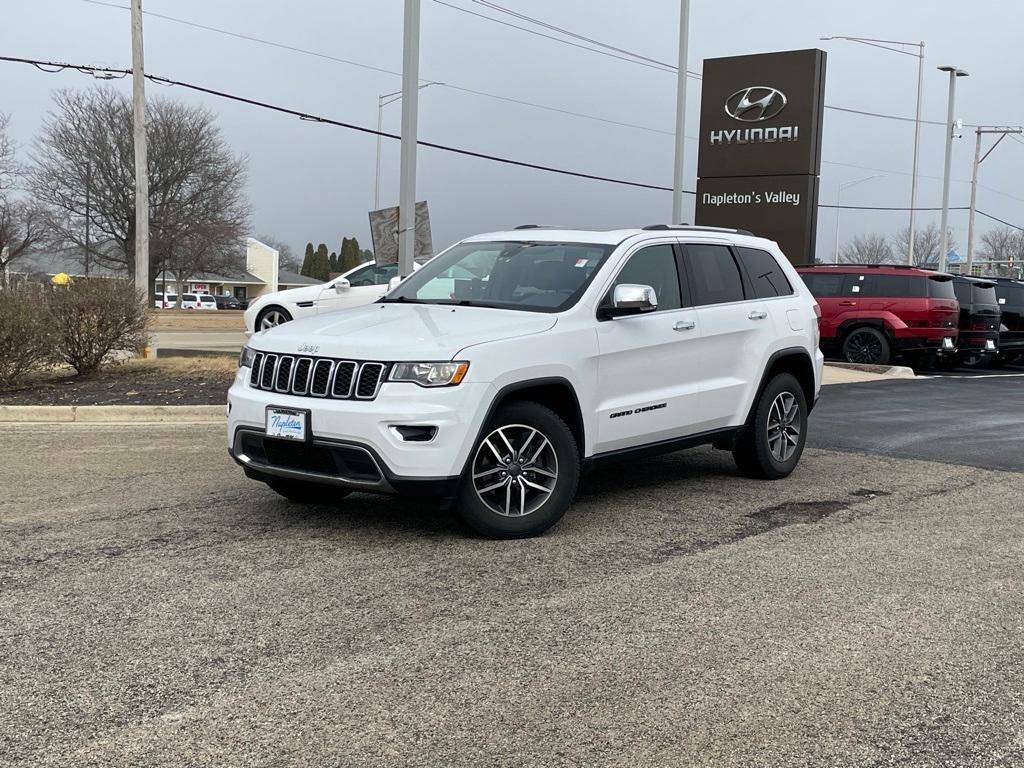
[383,240,616,313]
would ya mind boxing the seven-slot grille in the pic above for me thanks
[249,352,388,401]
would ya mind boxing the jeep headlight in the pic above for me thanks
[238,346,258,369]
[389,361,469,387]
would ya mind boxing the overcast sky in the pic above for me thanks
[4,0,1023,259]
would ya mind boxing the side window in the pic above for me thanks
[605,245,682,311]
[736,247,793,298]
[346,264,376,287]
[860,275,926,298]
[375,264,398,285]
[686,244,745,305]
[800,273,843,298]
[843,273,869,295]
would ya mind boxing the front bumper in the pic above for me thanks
[226,369,493,482]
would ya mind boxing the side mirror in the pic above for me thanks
[334,278,350,293]
[608,284,658,317]
[387,276,402,291]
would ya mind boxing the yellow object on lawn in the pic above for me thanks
[50,272,72,286]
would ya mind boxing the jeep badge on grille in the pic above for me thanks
[297,344,320,355]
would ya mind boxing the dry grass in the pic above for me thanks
[148,310,245,332]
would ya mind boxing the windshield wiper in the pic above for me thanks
[381,295,430,304]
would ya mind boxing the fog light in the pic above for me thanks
[390,425,438,443]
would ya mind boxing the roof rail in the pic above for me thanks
[641,224,755,236]
[513,224,566,230]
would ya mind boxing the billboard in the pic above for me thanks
[694,49,827,264]
[368,201,433,265]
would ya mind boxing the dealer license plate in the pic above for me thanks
[266,407,308,441]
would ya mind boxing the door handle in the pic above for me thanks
[673,320,695,331]
[839,301,857,307]
[747,310,768,320]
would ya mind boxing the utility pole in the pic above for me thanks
[908,41,924,265]
[937,65,968,274]
[671,0,691,225]
[397,0,421,279]
[84,162,91,277]
[131,0,150,303]
[966,125,1023,274]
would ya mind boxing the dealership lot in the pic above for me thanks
[3,374,1023,767]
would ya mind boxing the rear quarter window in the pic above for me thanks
[799,272,844,298]
[736,247,793,298]
[859,275,927,298]
[928,278,957,300]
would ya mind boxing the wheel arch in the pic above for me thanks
[744,348,817,426]
[474,377,585,460]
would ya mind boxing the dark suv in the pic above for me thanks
[950,275,1001,365]
[991,277,1024,365]
[796,265,959,366]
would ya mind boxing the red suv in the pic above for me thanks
[796,265,959,365]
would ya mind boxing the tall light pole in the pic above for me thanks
[834,175,882,263]
[397,0,422,280]
[671,0,690,225]
[937,65,968,274]
[821,36,924,265]
[966,126,1023,274]
[374,82,441,211]
[130,0,149,302]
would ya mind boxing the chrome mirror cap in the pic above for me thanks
[612,283,658,313]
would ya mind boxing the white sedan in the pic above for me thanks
[244,261,402,334]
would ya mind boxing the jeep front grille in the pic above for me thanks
[249,353,388,401]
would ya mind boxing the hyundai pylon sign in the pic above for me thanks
[695,49,827,264]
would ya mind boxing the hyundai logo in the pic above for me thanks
[724,86,787,122]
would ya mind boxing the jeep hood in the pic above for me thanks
[249,302,557,360]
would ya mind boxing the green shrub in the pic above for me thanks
[0,284,54,388]
[48,279,148,376]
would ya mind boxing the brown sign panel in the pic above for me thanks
[695,175,820,265]
[697,49,827,179]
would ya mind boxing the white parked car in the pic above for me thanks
[181,293,218,310]
[228,225,823,538]
[243,260,410,334]
[153,292,178,309]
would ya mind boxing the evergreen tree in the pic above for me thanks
[329,251,338,272]
[300,242,315,277]
[311,243,331,282]
[339,237,362,273]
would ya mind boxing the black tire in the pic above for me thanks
[733,373,808,480]
[267,479,351,505]
[456,401,579,539]
[256,305,292,331]
[841,326,891,365]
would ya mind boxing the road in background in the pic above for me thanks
[3,394,1023,765]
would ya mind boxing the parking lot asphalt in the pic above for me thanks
[809,372,1024,472]
[3,388,1024,766]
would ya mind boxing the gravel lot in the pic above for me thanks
[2,413,1023,767]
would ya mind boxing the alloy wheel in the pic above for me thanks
[846,330,883,363]
[472,424,558,517]
[766,392,801,463]
[259,309,289,330]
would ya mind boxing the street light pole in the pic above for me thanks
[834,175,882,263]
[397,0,421,279]
[820,36,925,264]
[937,65,968,274]
[671,0,690,225]
[374,82,441,212]
[966,126,1023,274]
[130,0,149,303]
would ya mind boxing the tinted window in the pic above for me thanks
[687,244,745,305]
[737,247,792,298]
[183,294,197,301]
[928,278,957,300]
[953,281,971,303]
[606,245,682,311]
[973,285,998,306]
[859,275,927,298]
[995,283,1024,307]
[800,272,844,298]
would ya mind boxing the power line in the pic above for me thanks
[977,209,1024,232]
[4,54,1020,228]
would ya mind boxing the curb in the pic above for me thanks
[825,362,916,379]
[0,405,225,424]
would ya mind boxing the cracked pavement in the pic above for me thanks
[2,402,1023,766]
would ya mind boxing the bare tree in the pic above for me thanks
[31,88,249,296]
[839,233,893,265]
[979,226,1024,267]
[256,234,300,271]
[891,222,956,267]
[0,113,44,285]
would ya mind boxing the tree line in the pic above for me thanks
[835,222,1024,273]
[299,237,373,282]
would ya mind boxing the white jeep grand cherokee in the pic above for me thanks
[228,225,823,538]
